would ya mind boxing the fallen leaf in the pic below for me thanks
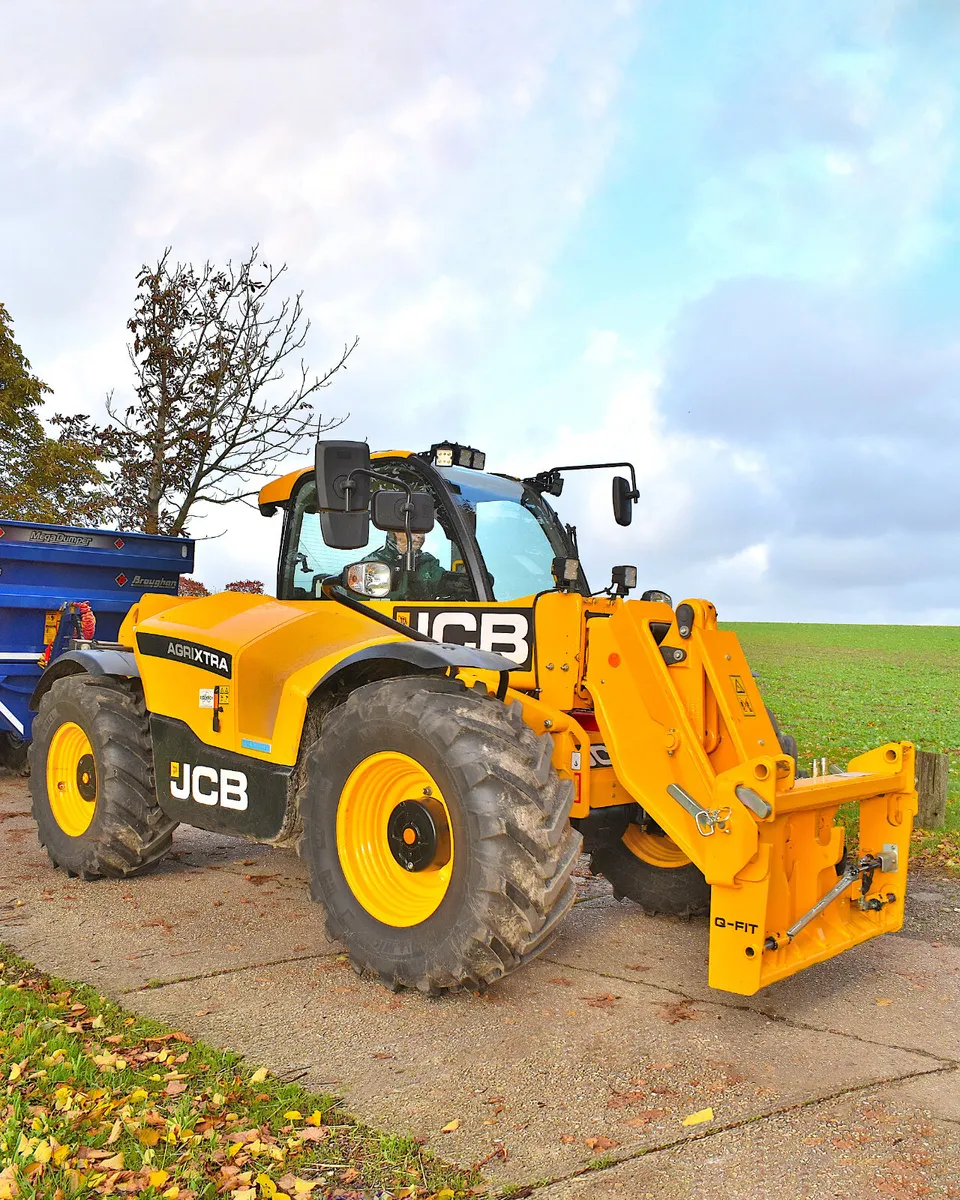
[305,1111,324,1126]
[659,1001,700,1024]
[100,1152,124,1170]
[249,1067,268,1084]
[583,993,618,1009]
[876,998,894,1007]
[138,1129,160,1147]
[623,1109,666,1127]
[549,978,572,986]
[560,1134,577,1144]
[681,1108,714,1127]
[441,1119,460,1133]
[149,1170,170,1188]
[624,963,650,972]
[165,1080,187,1096]
[585,1135,617,1152]
[607,1090,646,1109]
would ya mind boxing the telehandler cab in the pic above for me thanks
[28,439,917,996]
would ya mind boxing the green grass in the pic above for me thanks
[0,946,479,1200]
[728,622,960,869]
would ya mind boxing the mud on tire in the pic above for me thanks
[298,676,582,993]
[28,674,176,878]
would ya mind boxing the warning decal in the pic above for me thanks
[729,675,756,717]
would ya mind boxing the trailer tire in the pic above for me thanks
[299,676,581,993]
[590,827,710,918]
[0,732,30,776]
[28,674,175,879]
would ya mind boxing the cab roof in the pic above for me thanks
[257,450,412,511]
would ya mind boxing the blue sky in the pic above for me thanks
[1,0,958,621]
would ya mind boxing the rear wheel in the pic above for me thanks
[299,676,581,993]
[28,674,176,878]
[590,822,710,917]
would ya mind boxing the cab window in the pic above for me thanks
[282,465,476,603]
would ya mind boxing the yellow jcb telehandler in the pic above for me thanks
[28,439,917,995]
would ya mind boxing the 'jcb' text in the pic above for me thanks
[169,762,248,810]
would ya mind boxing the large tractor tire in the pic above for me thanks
[28,674,176,878]
[590,824,710,918]
[299,676,581,993]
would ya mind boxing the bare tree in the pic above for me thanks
[58,247,356,535]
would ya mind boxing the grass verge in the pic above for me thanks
[0,946,481,1200]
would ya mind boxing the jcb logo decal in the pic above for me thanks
[393,607,533,668]
[170,761,248,810]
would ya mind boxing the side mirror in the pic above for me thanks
[315,440,371,549]
[612,475,635,527]
[371,490,435,534]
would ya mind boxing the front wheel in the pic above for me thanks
[590,823,710,917]
[299,676,581,993]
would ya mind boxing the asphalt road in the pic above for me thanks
[2,768,958,1198]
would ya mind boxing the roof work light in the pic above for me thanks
[426,442,486,471]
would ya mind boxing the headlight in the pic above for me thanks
[344,562,392,598]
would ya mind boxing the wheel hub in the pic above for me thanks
[388,800,439,871]
[76,754,97,802]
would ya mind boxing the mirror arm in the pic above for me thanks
[535,461,639,502]
[343,466,418,571]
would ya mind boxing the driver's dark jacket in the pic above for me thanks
[362,540,446,601]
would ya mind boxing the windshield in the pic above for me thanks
[283,463,476,603]
[438,466,577,601]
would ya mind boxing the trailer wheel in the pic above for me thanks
[590,824,710,918]
[28,674,176,878]
[299,676,581,993]
[0,732,29,775]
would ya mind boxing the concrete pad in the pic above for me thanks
[125,951,938,1186]
[532,1078,960,1199]
[0,775,337,992]
[2,770,958,1188]
[541,890,960,1062]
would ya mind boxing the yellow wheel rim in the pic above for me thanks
[46,722,98,837]
[336,751,454,927]
[623,824,690,869]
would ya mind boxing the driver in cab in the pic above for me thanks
[362,531,446,601]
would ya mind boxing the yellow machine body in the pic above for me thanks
[119,567,916,996]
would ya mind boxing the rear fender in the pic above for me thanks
[29,648,140,711]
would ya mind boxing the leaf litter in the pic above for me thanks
[0,946,481,1199]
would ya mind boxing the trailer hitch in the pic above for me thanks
[764,844,899,952]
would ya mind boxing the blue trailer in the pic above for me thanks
[0,518,194,768]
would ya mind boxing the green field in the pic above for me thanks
[727,623,960,816]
